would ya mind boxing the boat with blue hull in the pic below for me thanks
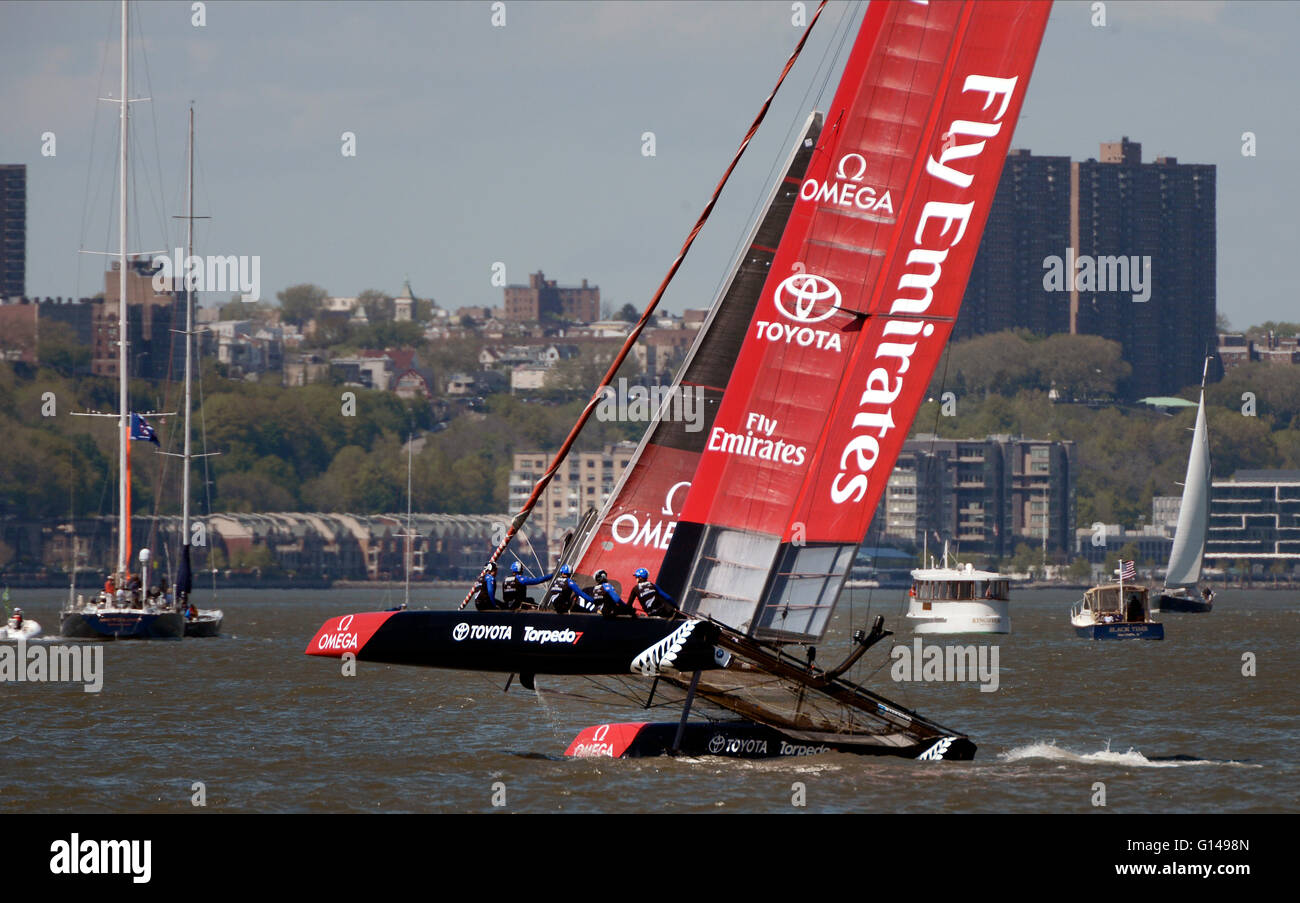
[1071,582,1164,640]
[59,2,182,642]
[61,608,183,640]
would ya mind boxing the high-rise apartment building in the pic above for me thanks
[955,149,1072,340]
[1071,138,1216,397]
[870,436,1078,560]
[0,164,25,300]
[956,139,1216,398]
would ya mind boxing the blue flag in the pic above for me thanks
[130,412,160,446]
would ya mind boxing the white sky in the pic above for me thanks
[1,0,1296,328]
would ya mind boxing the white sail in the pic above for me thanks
[1164,388,1211,589]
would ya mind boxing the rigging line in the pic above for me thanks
[196,356,217,597]
[462,0,832,609]
[76,0,118,303]
[132,2,171,256]
[813,0,861,111]
[705,0,852,311]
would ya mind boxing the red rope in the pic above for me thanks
[462,1,830,609]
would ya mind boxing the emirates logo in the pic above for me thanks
[773,273,840,324]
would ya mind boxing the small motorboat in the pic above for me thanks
[0,610,42,641]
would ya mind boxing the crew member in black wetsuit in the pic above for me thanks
[545,565,595,614]
[472,561,501,610]
[502,561,553,610]
[590,569,636,619]
[632,567,677,618]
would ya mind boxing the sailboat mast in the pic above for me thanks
[405,433,413,608]
[182,105,194,554]
[116,0,129,578]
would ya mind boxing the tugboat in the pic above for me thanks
[1071,561,1164,640]
[905,545,1011,634]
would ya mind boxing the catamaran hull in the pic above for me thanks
[1156,592,1212,613]
[306,610,724,675]
[60,610,185,639]
[184,610,223,637]
[567,721,976,761]
[1073,622,1164,640]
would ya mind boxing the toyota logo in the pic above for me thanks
[708,734,726,754]
[773,273,840,324]
[452,622,470,641]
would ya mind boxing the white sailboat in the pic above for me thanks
[1157,359,1214,613]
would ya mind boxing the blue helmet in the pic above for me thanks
[559,564,572,576]
[511,561,522,574]
[634,567,649,580]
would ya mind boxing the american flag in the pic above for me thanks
[1119,559,1137,581]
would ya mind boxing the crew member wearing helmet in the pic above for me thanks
[9,608,22,630]
[590,569,636,619]
[472,561,501,611]
[632,567,677,618]
[501,561,554,610]
[544,564,595,614]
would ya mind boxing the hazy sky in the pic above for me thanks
[1,0,1296,328]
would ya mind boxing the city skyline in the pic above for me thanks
[1,0,1297,328]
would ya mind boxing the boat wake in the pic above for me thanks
[998,740,1257,768]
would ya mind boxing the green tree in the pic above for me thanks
[277,283,328,326]
[36,322,91,375]
[615,303,639,323]
[1066,556,1092,583]
[358,289,394,323]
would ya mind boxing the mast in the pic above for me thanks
[459,1,830,609]
[405,431,413,609]
[116,0,129,578]
[181,105,195,582]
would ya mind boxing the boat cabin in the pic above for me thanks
[910,569,1009,611]
[1080,583,1152,624]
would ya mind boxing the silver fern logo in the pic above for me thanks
[918,737,955,761]
[629,621,696,675]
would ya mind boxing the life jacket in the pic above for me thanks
[501,574,526,608]
[472,574,496,611]
[636,580,670,617]
[591,582,613,616]
[546,579,575,614]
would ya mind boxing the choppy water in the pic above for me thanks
[1,586,1295,813]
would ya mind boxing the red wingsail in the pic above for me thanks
[660,0,1052,639]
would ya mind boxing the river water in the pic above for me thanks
[2,586,1295,813]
